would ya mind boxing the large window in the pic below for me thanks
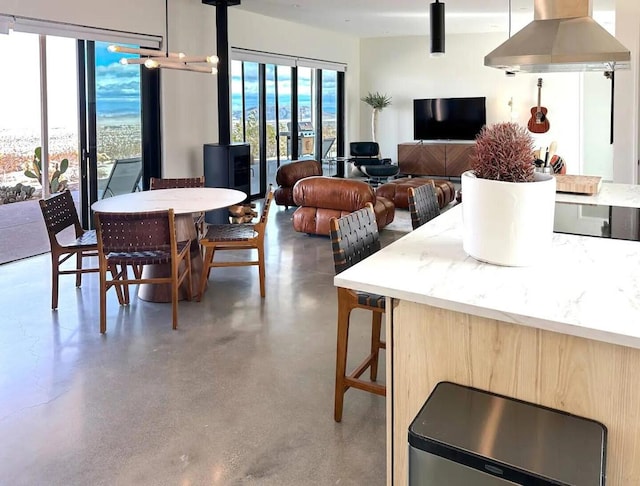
[94,41,142,195]
[231,52,345,196]
[0,24,160,263]
[321,70,338,162]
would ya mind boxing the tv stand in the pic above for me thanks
[398,141,475,177]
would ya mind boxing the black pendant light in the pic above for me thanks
[430,0,445,57]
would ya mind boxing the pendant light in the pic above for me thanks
[108,0,218,74]
[430,0,445,57]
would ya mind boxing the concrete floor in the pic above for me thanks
[0,203,410,486]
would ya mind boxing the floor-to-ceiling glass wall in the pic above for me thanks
[231,51,344,197]
[0,23,157,262]
[276,65,293,178]
[321,70,338,174]
[0,34,80,199]
[231,60,261,196]
[93,42,143,198]
[296,66,316,160]
[264,64,278,193]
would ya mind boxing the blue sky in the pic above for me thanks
[92,46,339,121]
[95,42,141,119]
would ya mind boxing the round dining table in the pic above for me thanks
[92,187,246,302]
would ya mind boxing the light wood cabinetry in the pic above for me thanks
[398,141,474,177]
[387,300,640,485]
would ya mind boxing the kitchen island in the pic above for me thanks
[334,204,640,485]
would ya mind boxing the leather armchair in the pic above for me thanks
[274,159,322,208]
[291,176,395,236]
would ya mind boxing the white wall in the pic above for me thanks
[161,0,217,177]
[360,33,588,170]
[228,9,361,156]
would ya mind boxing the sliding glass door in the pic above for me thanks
[77,40,144,227]
[231,55,344,198]
[321,70,338,173]
[0,33,80,201]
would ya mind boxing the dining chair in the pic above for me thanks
[329,203,386,422]
[150,176,206,237]
[94,209,192,334]
[407,181,440,230]
[39,190,99,310]
[197,186,274,300]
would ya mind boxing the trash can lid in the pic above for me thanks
[408,382,606,486]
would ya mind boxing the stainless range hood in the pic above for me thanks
[485,0,630,73]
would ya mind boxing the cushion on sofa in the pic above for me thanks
[293,176,375,212]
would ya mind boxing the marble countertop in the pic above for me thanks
[334,204,640,349]
[555,182,640,208]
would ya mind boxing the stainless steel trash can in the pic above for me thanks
[408,382,607,485]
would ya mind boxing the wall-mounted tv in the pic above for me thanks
[413,97,486,141]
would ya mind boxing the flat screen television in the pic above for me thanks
[413,97,486,141]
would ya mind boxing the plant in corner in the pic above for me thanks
[361,91,391,143]
[461,122,556,267]
[24,146,69,194]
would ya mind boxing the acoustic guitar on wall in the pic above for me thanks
[528,78,550,134]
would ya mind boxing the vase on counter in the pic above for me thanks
[461,122,556,267]
[461,170,556,266]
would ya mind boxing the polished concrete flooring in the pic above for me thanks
[0,204,410,486]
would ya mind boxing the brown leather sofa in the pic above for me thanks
[376,177,456,209]
[292,176,395,236]
[274,159,323,208]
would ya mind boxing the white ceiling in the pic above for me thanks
[235,0,616,38]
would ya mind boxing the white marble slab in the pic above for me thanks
[335,204,640,349]
[555,182,640,208]
[91,187,246,214]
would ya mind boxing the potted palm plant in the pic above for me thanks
[361,92,391,143]
[461,122,556,266]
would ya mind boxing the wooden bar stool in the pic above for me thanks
[329,203,386,422]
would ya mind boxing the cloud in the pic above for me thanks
[95,62,140,100]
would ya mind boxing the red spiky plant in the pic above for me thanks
[471,122,535,182]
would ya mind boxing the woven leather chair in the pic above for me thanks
[407,182,441,230]
[39,190,99,309]
[329,203,386,422]
[150,176,206,237]
[198,186,274,300]
[94,209,192,334]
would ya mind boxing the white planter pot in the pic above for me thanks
[461,170,556,267]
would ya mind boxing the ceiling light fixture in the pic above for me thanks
[109,0,218,74]
[430,0,445,57]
